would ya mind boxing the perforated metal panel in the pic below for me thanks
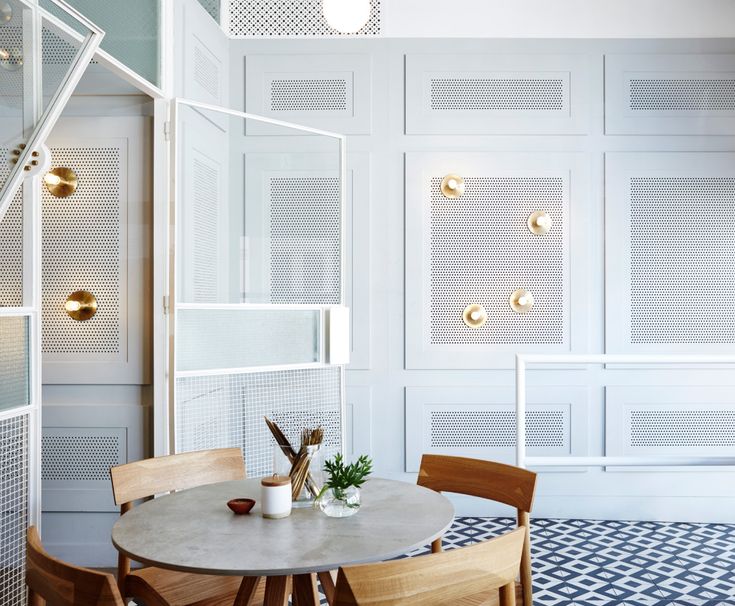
[0,414,29,606]
[269,176,341,304]
[630,177,735,344]
[0,317,29,412]
[193,46,220,101]
[429,176,565,345]
[406,54,590,135]
[228,0,380,37]
[42,428,125,481]
[270,79,347,112]
[430,77,566,111]
[0,155,23,307]
[176,367,342,477]
[192,157,219,302]
[606,54,735,134]
[629,410,735,447]
[41,145,124,356]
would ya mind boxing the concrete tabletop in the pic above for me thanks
[111,477,454,576]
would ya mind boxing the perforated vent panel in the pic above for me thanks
[630,410,735,447]
[194,46,220,100]
[630,177,735,344]
[42,430,124,481]
[0,414,29,606]
[430,78,565,111]
[629,79,735,111]
[0,317,29,411]
[429,176,565,344]
[430,409,565,448]
[270,79,347,112]
[176,367,342,477]
[192,157,219,302]
[228,0,380,37]
[0,154,23,307]
[269,177,341,304]
[42,146,123,355]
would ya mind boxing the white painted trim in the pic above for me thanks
[175,362,331,378]
[0,406,34,423]
[176,303,345,311]
[515,353,735,469]
[0,309,33,316]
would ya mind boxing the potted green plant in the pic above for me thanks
[317,454,373,517]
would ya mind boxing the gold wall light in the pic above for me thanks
[527,211,552,235]
[1,2,12,23]
[441,174,465,199]
[44,167,78,198]
[462,304,487,328]
[509,289,534,314]
[65,290,97,321]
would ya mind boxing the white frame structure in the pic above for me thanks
[167,97,349,454]
[515,354,735,469]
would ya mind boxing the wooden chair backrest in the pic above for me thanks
[333,527,525,606]
[109,448,246,506]
[417,454,537,512]
[26,526,124,606]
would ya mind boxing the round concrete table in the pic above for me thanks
[111,477,454,606]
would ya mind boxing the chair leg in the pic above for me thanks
[292,573,320,606]
[317,571,336,605]
[431,537,443,553]
[499,581,516,606]
[234,576,262,606]
[28,589,43,606]
[264,576,289,606]
[518,511,533,606]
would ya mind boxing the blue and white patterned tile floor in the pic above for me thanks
[402,517,735,606]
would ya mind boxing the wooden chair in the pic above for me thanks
[109,448,263,606]
[26,525,125,606]
[417,454,537,606]
[333,527,525,606]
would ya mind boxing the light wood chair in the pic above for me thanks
[333,527,525,606]
[109,448,263,606]
[26,525,125,606]
[417,454,537,606]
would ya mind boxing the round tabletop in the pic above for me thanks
[111,477,454,577]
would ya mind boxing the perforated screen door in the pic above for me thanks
[0,3,102,604]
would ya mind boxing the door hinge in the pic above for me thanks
[163,295,170,315]
[163,121,171,141]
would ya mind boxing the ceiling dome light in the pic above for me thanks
[322,0,370,34]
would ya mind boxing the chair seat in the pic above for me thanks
[455,580,524,606]
[125,567,263,606]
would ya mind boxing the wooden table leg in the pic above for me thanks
[317,570,336,605]
[234,576,262,606]
[292,573,320,606]
[264,575,289,606]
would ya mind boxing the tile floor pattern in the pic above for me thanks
[400,517,735,606]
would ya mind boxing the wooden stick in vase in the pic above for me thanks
[264,417,321,498]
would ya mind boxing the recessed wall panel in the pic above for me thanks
[605,153,735,354]
[605,54,735,134]
[406,54,591,134]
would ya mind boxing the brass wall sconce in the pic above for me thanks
[441,174,465,199]
[509,289,534,313]
[462,304,487,328]
[65,290,97,321]
[44,167,78,198]
[0,47,22,71]
[527,211,552,235]
[1,2,12,23]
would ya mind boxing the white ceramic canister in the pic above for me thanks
[260,475,292,519]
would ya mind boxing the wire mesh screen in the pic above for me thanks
[176,367,342,477]
[0,414,29,606]
[0,317,29,412]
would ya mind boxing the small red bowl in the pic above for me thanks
[227,498,256,515]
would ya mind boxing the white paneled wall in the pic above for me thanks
[231,37,735,522]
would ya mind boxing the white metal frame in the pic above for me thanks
[167,98,349,454]
[515,354,735,469]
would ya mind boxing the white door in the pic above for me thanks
[0,1,102,603]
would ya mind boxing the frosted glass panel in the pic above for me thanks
[175,103,342,305]
[0,316,29,411]
[41,0,160,85]
[176,309,320,371]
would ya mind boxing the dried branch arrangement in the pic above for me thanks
[265,417,323,500]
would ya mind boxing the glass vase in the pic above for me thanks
[318,486,361,517]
